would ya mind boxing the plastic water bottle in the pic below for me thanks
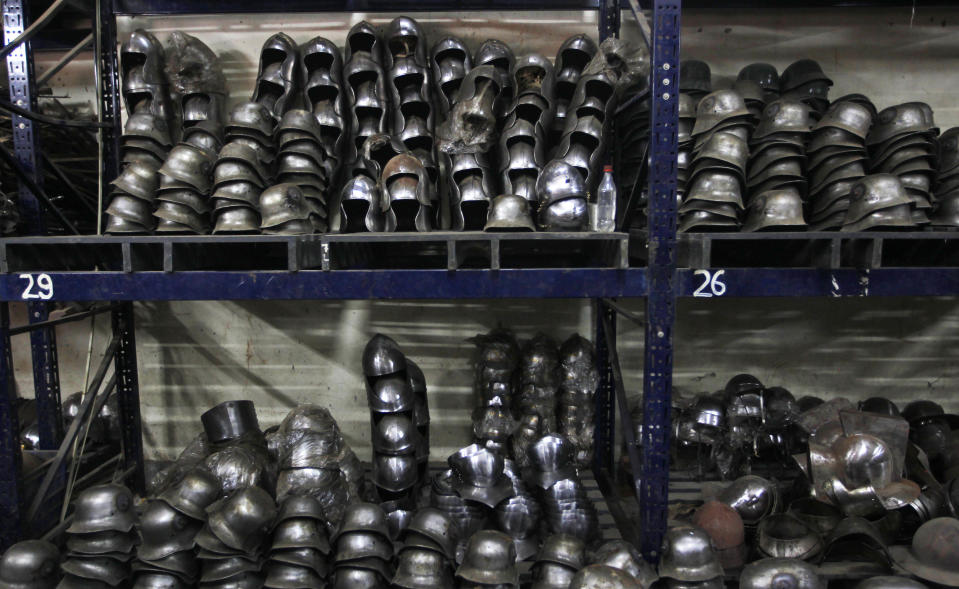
[595,165,617,232]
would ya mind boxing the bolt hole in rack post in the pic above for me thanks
[0,0,683,563]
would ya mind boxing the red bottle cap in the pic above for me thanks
[603,165,613,172]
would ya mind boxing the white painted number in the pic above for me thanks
[20,273,53,300]
[693,269,726,298]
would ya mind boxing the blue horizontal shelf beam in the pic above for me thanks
[0,269,647,301]
[677,268,959,297]
[113,0,605,14]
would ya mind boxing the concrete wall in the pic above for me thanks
[14,5,959,461]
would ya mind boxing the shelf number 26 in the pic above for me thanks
[20,273,54,300]
[692,269,726,298]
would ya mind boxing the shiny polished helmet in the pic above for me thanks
[455,530,519,587]
[199,555,261,583]
[717,475,778,526]
[271,518,331,554]
[372,413,418,455]
[333,531,394,562]
[740,557,824,589]
[331,566,387,589]
[207,486,277,554]
[334,502,391,542]
[535,533,585,570]
[400,507,456,560]
[475,39,515,80]
[367,373,415,413]
[657,525,723,582]
[526,434,577,490]
[372,453,418,492]
[0,540,60,589]
[200,400,260,444]
[66,484,136,535]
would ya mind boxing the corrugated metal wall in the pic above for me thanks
[12,5,959,461]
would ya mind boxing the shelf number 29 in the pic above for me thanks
[20,273,54,300]
[692,269,726,298]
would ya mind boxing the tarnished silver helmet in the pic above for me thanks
[137,500,202,561]
[345,20,383,64]
[401,507,456,560]
[475,39,515,82]
[259,183,312,229]
[740,558,824,589]
[744,188,807,232]
[455,530,519,587]
[392,547,453,589]
[111,161,160,201]
[753,99,814,139]
[66,530,136,557]
[271,518,332,554]
[213,206,260,234]
[269,547,328,575]
[332,567,387,589]
[158,469,220,521]
[568,564,642,589]
[531,561,577,589]
[333,531,393,562]
[60,557,129,586]
[590,540,657,588]
[657,525,723,582]
[207,486,277,554]
[888,517,959,587]
[106,194,155,227]
[132,572,190,589]
[227,101,275,138]
[485,194,536,232]
[200,556,260,583]
[0,540,59,589]
[66,484,136,535]
[867,102,937,146]
[536,534,585,570]
[263,562,323,588]
[334,502,391,542]
[382,153,434,232]
[691,90,751,137]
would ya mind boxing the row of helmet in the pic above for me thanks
[362,334,430,523]
[679,58,959,232]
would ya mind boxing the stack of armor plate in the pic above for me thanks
[106,30,172,234]
[272,110,330,232]
[338,22,391,232]
[393,508,457,588]
[867,102,939,226]
[268,404,362,532]
[213,102,275,233]
[133,468,221,587]
[557,335,599,469]
[152,132,218,234]
[525,434,599,544]
[529,534,586,589]
[331,503,394,588]
[779,58,833,120]
[493,459,542,561]
[429,468,488,560]
[364,334,423,517]
[471,328,520,410]
[300,36,348,218]
[551,36,598,151]
[195,487,276,588]
[680,89,751,232]
[497,54,556,215]
[443,65,508,230]
[62,485,137,587]
[806,98,874,230]
[517,333,560,433]
[262,496,331,589]
[932,127,959,227]
[385,17,438,230]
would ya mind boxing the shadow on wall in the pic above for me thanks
[615,296,959,411]
[134,299,592,459]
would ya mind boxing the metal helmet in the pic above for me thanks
[213,205,260,234]
[526,434,577,490]
[199,555,261,583]
[132,572,191,589]
[268,547,328,575]
[455,530,519,587]
[60,556,129,586]
[590,540,657,587]
[158,144,215,194]
[111,161,160,201]
[853,577,929,589]
[691,90,751,137]
[568,564,642,589]
[753,99,814,139]
[485,194,536,232]
[743,188,807,232]
[201,400,260,444]
[66,484,136,535]
[889,517,959,587]
[207,486,277,554]
[334,502,391,542]
[813,100,873,139]
[756,514,823,561]
[333,531,393,562]
[391,547,453,589]
[121,29,165,85]
[363,334,406,377]
[780,59,832,92]
[259,183,312,228]
[250,32,298,119]
[680,60,712,94]
[65,530,136,557]
[276,495,325,525]
[137,500,203,561]
[0,540,60,589]
[867,102,937,146]
[738,63,779,92]
[475,39,515,78]
[657,525,723,582]
[130,548,197,579]
[902,400,946,425]
[400,507,456,560]
[158,468,221,521]
[372,453,418,492]
[531,561,577,589]
[536,160,587,207]
[367,373,415,413]
[740,558,824,589]
[271,518,332,553]
[717,475,778,526]
[691,500,744,552]
[534,533,585,570]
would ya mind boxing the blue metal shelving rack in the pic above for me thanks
[0,0,681,559]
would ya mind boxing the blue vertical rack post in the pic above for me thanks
[640,0,680,561]
[111,303,144,493]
